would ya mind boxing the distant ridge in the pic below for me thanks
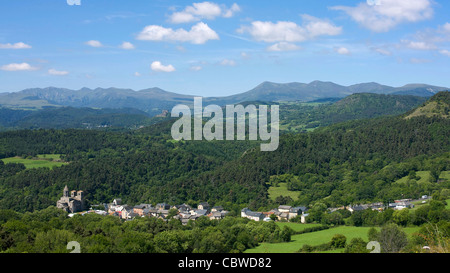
[0,81,447,115]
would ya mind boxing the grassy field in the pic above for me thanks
[440,171,450,181]
[395,171,431,184]
[268,183,299,201]
[245,224,420,253]
[1,154,68,169]
[275,222,322,233]
[395,171,450,185]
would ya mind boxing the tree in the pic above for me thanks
[269,213,277,221]
[429,166,441,183]
[280,226,293,242]
[330,234,346,249]
[368,227,380,242]
[322,211,344,226]
[345,237,369,253]
[378,223,408,253]
[392,208,409,226]
[167,208,179,219]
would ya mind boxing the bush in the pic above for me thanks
[330,234,347,249]
[345,238,370,253]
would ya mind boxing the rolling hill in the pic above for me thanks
[0,81,447,116]
[0,93,428,131]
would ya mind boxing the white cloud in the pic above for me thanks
[372,47,392,56]
[392,22,450,55]
[442,23,450,33]
[48,69,69,76]
[190,65,203,71]
[439,49,450,57]
[335,47,351,55]
[1,62,38,71]
[151,61,176,72]
[85,40,103,47]
[223,3,241,18]
[267,42,302,52]
[219,59,236,66]
[169,2,241,23]
[410,58,431,64]
[240,52,250,59]
[137,22,219,44]
[237,15,341,43]
[0,42,32,49]
[331,0,434,32]
[119,42,135,50]
[134,72,142,77]
[401,39,437,50]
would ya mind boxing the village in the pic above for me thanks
[56,186,428,224]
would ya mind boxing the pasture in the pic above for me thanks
[1,154,68,169]
[245,223,420,253]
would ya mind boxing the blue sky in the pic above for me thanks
[1,0,449,96]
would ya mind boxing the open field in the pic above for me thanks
[395,171,450,185]
[245,224,420,253]
[1,154,67,169]
[275,222,322,233]
[395,171,431,184]
[268,183,299,201]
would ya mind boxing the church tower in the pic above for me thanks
[63,185,69,198]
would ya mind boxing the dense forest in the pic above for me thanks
[0,92,448,253]
[0,206,292,253]
[0,92,448,213]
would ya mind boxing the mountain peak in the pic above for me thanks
[404,91,449,119]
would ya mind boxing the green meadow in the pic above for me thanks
[268,183,299,201]
[245,223,420,253]
[395,171,449,185]
[1,154,67,169]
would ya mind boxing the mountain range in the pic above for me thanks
[0,81,447,116]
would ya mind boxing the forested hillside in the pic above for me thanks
[280,93,427,132]
[0,92,448,213]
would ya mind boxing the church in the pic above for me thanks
[56,185,86,213]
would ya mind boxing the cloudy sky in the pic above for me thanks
[1,0,449,96]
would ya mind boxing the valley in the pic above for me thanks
[0,90,448,254]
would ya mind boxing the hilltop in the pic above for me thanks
[0,92,448,212]
[0,81,447,115]
[404,91,449,119]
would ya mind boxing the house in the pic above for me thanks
[134,204,152,216]
[209,210,229,220]
[211,206,223,212]
[176,203,193,213]
[113,199,122,206]
[394,201,413,210]
[278,205,292,213]
[209,211,224,220]
[300,213,309,224]
[289,207,307,219]
[179,211,191,219]
[156,203,171,210]
[158,209,170,218]
[181,218,191,225]
[347,205,368,213]
[241,208,264,221]
[121,206,136,220]
[193,209,208,216]
[198,202,210,211]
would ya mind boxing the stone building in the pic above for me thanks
[56,185,86,213]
